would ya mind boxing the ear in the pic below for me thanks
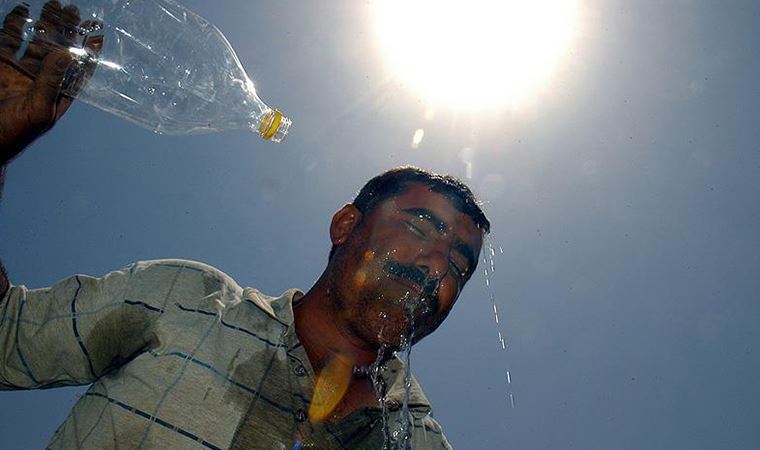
[330,204,362,246]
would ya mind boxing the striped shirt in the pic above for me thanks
[0,259,453,449]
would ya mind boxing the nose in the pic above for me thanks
[413,245,449,280]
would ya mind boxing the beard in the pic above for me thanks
[328,255,444,350]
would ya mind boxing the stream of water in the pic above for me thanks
[368,236,511,449]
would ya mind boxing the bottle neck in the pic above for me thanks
[254,109,291,143]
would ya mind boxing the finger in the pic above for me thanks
[58,4,80,47]
[79,20,103,54]
[0,4,31,57]
[21,0,63,75]
[58,20,102,98]
[29,47,74,125]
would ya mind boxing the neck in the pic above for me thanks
[293,271,387,422]
[293,271,381,373]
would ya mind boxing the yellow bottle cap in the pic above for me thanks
[258,109,283,140]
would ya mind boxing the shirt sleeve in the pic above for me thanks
[410,411,455,450]
[0,263,158,389]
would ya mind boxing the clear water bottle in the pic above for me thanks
[1,0,291,142]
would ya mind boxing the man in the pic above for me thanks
[1,3,490,449]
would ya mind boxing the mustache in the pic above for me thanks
[383,261,441,310]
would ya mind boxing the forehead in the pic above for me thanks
[373,183,484,248]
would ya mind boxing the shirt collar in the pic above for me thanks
[243,286,433,410]
[242,286,303,326]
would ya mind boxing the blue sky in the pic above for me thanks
[2,0,760,448]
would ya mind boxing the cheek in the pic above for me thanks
[435,278,460,313]
[350,250,376,288]
[379,224,425,255]
[345,251,395,298]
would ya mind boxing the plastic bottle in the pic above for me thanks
[1,0,291,142]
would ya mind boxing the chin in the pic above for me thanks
[355,318,408,351]
[376,333,407,350]
[352,292,435,349]
[376,316,432,350]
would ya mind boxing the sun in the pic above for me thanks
[372,0,579,110]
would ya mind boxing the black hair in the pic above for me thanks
[329,166,490,260]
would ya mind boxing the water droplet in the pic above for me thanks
[483,236,514,410]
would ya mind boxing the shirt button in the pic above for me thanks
[293,364,307,376]
[295,408,308,422]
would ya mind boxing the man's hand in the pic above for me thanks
[0,1,102,164]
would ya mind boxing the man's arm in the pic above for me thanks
[0,1,102,301]
[0,257,8,307]
[1,2,125,389]
[1,165,8,299]
[1,265,149,389]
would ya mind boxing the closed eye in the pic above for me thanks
[405,220,427,238]
[449,260,467,280]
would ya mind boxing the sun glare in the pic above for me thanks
[372,0,579,110]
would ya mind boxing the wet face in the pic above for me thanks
[328,183,484,350]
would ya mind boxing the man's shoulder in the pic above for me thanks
[130,258,229,276]
[125,258,244,300]
[129,258,238,285]
[127,259,302,322]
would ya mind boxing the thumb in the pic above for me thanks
[66,34,104,97]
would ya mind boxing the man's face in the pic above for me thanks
[328,183,484,350]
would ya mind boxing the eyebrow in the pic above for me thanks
[402,207,448,233]
[402,207,477,275]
